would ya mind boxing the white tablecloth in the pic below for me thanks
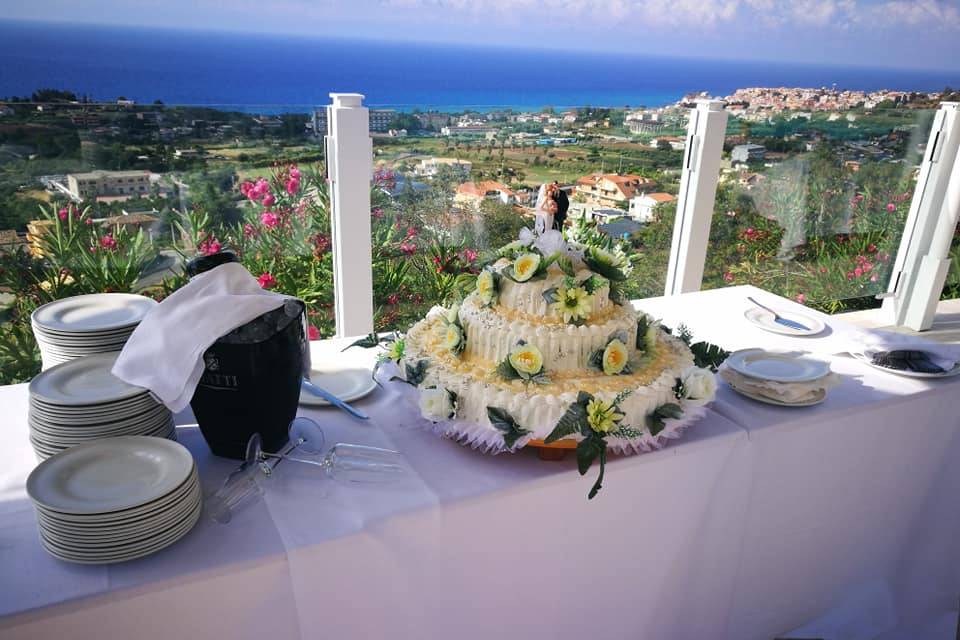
[1,285,957,639]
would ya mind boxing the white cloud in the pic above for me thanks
[375,0,960,30]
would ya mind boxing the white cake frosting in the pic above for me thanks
[496,262,613,321]
[459,295,637,373]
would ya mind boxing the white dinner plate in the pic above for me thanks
[726,349,831,383]
[32,325,136,340]
[34,466,198,525]
[38,501,201,564]
[32,293,156,333]
[727,381,827,407]
[27,437,195,514]
[29,353,147,406]
[851,350,960,379]
[37,488,201,542]
[30,415,174,444]
[29,405,170,434]
[299,368,377,407]
[29,393,158,416]
[744,306,826,337]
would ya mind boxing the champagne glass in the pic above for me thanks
[207,417,406,524]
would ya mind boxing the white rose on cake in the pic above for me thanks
[419,387,455,422]
[680,366,717,405]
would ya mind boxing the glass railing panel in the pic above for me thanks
[700,107,935,313]
[0,100,330,384]
[366,105,685,334]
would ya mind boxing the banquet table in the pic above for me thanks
[1,285,958,640]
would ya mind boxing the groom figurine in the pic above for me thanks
[551,181,569,231]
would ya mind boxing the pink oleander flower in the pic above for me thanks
[257,272,277,289]
[796,293,807,304]
[99,234,117,251]
[285,178,299,196]
[870,274,879,282]
[463,248,478,263]
[386,293,400,305]
[307,325,320,341]
[243,223,256,238]
[289,166,301,180]
[260,212,281,229]
[262,193,276,208]
[371,207,384,219]
[886,203,896,212]
[58,207,68,221]
[199,237,222,256]
[723,271,734,282]
[868,243,877,253]
[406,226,418,239]
[854,267,863,277]
[399,241,416,256]
[84,218,93,225]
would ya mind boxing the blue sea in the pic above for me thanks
[0,20,958,113]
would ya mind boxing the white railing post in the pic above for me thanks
[881,102,960,330]
[664,99,728,295]
[326,93,374,337]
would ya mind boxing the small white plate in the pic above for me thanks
[744,306,826,337]
[727,349,831,383]
[851,350,960,379]
[299,368,377,407]
[32,293,156,333]
[27,437,195,514]
[727,381,827,407]
[29,353,147,406]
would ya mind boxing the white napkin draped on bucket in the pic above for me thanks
[112,262,290,412]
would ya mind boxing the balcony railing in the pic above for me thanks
[1,94,958,385]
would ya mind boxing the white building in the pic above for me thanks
[731,144,767,163]
[628,192,676,222]
[414,157,472,178]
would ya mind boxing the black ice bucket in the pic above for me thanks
[186,252,307,460]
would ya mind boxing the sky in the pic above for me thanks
[3,0,959,70]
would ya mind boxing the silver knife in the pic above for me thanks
[747,296,810,331]
[301,379,369,420]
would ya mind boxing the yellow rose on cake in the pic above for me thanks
[512,253,541,282]
[509,342,544,376]
[601,339,629,375]
[476,270,497,307]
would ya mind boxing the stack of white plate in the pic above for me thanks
[721,349,835,407]
[31,293,157,370]
[29,352,174,460]
[27,437,201,564]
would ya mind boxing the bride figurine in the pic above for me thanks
[534,183,558,234]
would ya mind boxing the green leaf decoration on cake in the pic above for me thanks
[583,246,628,283]
[545,390,639,500]
[646,403,684,437]
[544,391,592,443]
[486,406,531,449]
[689,341,731,372]
[555,254,577,277]
[636,315,659,355]
[577,434,607,500]
[404,359,429,387]
[579,274,605,295]
[342,332,381,351]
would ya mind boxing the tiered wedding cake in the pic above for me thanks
[376,186,718,497]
